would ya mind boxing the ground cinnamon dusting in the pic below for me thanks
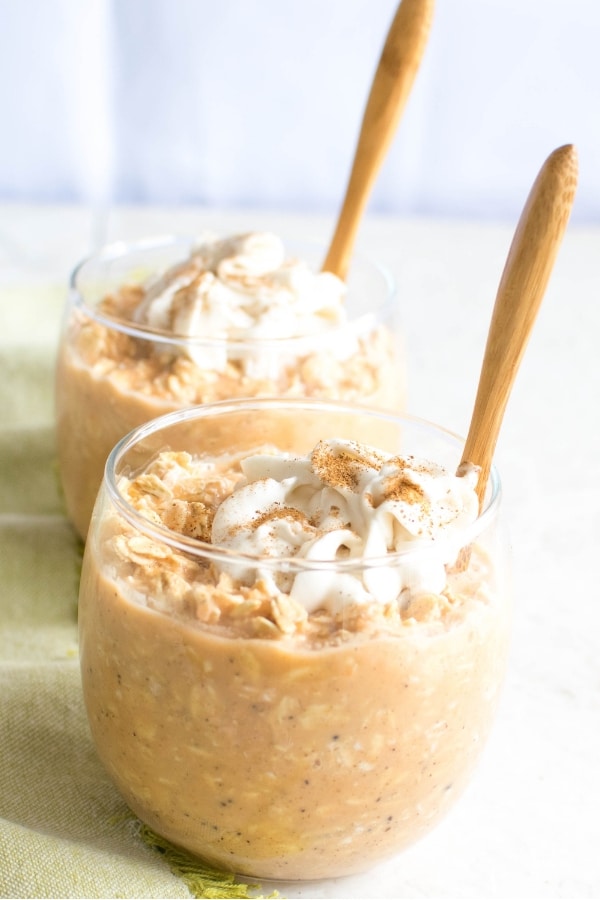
[311,440,383,490]
[250,505,311,531]
[383,471,428,507]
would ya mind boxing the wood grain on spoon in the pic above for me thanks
[459,144,579,508]
[322,0,434,279]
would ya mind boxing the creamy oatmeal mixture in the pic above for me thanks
[56,232,401,538]
[79,439,510,879]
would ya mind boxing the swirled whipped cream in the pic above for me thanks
[134,232,351,375]
[212,439,480,613]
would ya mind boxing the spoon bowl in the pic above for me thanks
[459,143,579,505]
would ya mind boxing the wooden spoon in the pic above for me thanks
[459,144,579,508]
[322,0,435,279]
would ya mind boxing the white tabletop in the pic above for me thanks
[1,204,599,899]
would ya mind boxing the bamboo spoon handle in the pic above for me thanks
[460,144,579,507]
[322,0,435,279]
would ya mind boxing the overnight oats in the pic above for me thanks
[78,399,511,881]
[55,232,402,538]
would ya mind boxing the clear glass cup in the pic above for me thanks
[55,235,403,538]
[78,398,511,882]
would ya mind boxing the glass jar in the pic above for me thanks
[78,398,510,881]
[55,235,402,538]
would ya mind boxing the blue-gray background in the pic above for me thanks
[2,0,598,222]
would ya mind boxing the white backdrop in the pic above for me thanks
[1,0,599,223]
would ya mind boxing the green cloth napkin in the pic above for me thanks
[0,285,267,899]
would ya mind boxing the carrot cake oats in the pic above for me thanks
[56,232,402,537]
[79,430,510,880]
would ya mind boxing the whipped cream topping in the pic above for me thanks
[134,232,351,375]
[211,439,480,613]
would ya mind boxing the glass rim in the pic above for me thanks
[68,233,397,349]
[103,398,502,575]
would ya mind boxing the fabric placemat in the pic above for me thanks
[0,284,271,899]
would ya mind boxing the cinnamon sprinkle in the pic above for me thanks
[250,505,311,530]
[310,440,384,490]
[382,472,427,506]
